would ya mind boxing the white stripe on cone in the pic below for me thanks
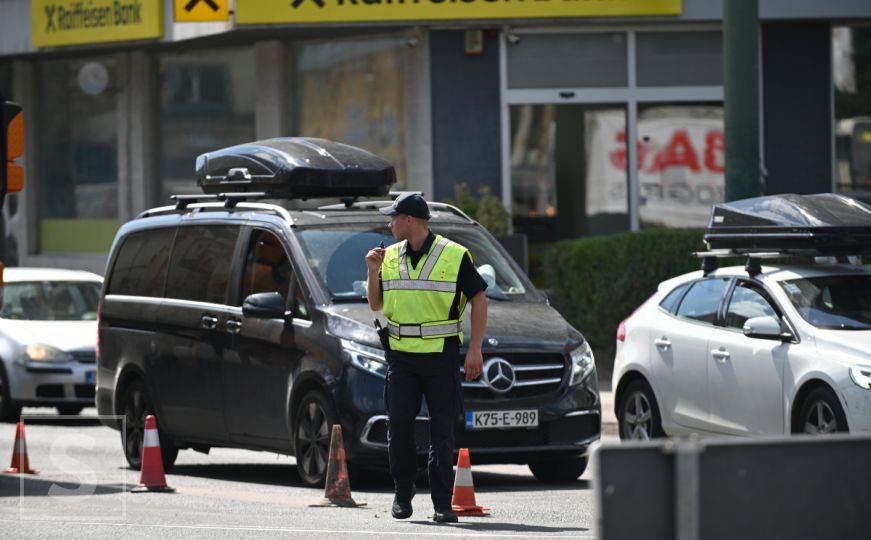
[455,466,473,487]
[144,428,160,447]
[16,437,27,454]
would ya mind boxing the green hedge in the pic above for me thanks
[541,229,706,372]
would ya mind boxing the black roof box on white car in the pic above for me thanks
[704,193,871,254]
[195,138,396,198]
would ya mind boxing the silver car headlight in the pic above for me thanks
[25,344,73,363]
[849,365,871,390]
[569,341,595,386]
[342,339,387,378]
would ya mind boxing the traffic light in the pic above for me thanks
[1,99,24,210]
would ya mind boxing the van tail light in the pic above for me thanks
[617,320,627,342]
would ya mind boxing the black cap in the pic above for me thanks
[379,192,430,220]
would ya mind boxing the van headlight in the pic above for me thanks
[849,365,871,390]
[342,339,387,378]
[25,344,72,363]
[569,341,595,386]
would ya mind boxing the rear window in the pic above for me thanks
[107,228,176,297]
[165,226,239,304]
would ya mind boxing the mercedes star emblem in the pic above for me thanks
[482,357,515,394]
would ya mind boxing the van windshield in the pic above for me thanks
[779,275,871,330]
[296,224,536,302]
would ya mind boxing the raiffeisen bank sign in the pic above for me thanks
[236,0,682,25]
[32,0,162,48]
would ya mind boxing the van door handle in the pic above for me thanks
[711,348,730,362]
[653,337,671,350]
[201,315,218,329]
[226,320,242,334]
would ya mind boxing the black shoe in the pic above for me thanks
[432,509,458,523]
[392,496,412,519]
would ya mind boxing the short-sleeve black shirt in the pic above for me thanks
[381,231,487,357]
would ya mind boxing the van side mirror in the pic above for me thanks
[242,292,286,319]
[743,316,792,341]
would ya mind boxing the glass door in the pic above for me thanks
[509,104,629,243]
[636,102,725,228]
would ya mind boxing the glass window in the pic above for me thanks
[510,104,628,242]
[780,275,871,330]
[240,230,292,305]
[676,278,728,324]
[637,104,724,228]
[636,32,723,87]
[660,283,690,314]
[1,281,101,321]
[507,33,627,89]
[725,282,778,329]
[37,57,119,253]
[293,285,310,320]
[296,223,535,302]
[833,26,871,194]
[293,36,407,183]
[159,47,256,203]
[165,226,239,304]
[107,228,175,297]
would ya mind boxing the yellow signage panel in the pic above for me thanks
[175,0,230,22]
[237,0,681,25]
[32,0,162,48]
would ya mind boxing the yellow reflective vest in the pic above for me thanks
[381,234,470,353]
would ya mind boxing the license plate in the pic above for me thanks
[465,409,538,430]
[86,371,95,385]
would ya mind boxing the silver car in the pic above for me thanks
[0,268,102,421]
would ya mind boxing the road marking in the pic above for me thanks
[0,518,595,538]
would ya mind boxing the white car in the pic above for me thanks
[0,268,103,421]
[612,262,871,440]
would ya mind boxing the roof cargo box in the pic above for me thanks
[704,193,871,254]
[195,138,396,198]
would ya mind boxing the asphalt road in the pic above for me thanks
[0,408,615,539]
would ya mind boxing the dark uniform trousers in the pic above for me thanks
[385,349,461,510]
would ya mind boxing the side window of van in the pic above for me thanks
[166,226,239,304]
[107,228,175,297]
[240,230,292,303]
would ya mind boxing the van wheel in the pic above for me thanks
[56,405,84,416]
[120,380,179,471]
[294,390,338,488]
[796,387,849,434]
[618,379,664,440]
[528,456,587,482]
[0,366,21,423]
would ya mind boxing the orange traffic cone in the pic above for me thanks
[310,424,365,507]
[131,415,174,493]
[4,421,37,474]
[451,448,489,516]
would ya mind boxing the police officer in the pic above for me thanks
[365,192,487,524]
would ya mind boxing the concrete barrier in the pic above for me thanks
[596,435,871,540]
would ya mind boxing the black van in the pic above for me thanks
[96,138,600,486]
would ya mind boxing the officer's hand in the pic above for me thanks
[365,248,385,273]
[464,347,483,381]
